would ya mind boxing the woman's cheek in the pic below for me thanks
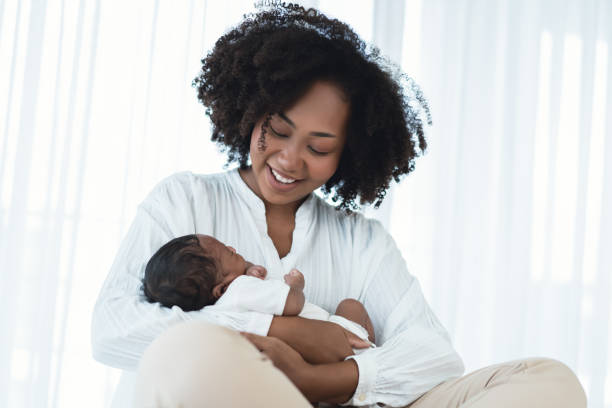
[313,156,340,183]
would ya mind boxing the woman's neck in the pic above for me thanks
[238,167,302,258]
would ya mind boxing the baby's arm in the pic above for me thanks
[213,269,305,316]
[244,264,304,315]
[282,269,305,316]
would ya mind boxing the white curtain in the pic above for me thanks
[0,0,609,407]
[390,2,611,408]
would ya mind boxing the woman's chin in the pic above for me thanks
[262,191,303,207]
[247,165,313,207]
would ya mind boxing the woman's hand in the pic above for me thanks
[342,326,372,350]
[268,316,370,364]
[240,332,360,404]
[240,332,312,394]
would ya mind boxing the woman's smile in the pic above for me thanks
[266,164,303,192]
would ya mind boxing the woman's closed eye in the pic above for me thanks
[308,146,329,156]
[269,125,288,138]
[269,121,332,155]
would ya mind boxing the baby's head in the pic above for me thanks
[142,234,264,311]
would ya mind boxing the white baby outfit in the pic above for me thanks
[215,274,374,352]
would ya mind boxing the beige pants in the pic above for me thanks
[134,321,587,408]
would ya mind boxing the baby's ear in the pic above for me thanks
[212,283,225,299]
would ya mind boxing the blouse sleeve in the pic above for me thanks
[342,218,465,407]
[90,173,274,371]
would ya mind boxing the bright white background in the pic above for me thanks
[0,0,610,407]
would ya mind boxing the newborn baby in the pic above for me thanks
[141,234,375,352]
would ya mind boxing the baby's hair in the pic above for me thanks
[142,234,218,311]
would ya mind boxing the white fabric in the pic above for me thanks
[214,275,291,316]
[91,169,464,407]
[299,301,332,321]
[217,275,374,351]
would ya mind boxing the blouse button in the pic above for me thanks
[358,394,366,402]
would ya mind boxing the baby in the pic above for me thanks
[141,234,375,355]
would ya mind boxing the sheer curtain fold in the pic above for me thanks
[0,0,610,407]
[395,0,610,406]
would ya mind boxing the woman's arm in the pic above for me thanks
[300,360,359,403]
[241,332,359,403]
[91,174,275,370]
[268,315,369,365]
[337,218,465,407]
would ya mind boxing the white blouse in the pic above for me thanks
[91,169,464,407]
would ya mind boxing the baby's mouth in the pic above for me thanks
[244,261,254,274]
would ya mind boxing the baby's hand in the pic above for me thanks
[283,269,305,291]
[245,264,267,280]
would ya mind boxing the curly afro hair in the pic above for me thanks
[193,2,431,211]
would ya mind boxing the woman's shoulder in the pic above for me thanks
[141,170,235,209]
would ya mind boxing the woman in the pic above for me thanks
[91,4,586,407]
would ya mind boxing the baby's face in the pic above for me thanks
[196,234,252,298]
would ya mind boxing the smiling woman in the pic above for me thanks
[193,4,431,212]
[241,81,349,214]
[90,3,587,408]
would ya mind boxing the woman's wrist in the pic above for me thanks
[299,359,359,403]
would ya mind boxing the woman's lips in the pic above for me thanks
[265,164,302,192]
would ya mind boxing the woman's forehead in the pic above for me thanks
[282,81,350,136]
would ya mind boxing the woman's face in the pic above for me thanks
[246,81,349,208]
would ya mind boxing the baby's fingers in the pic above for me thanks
[289,268,303,278]
[246,265,267,279]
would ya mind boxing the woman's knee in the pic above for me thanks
[137,320,257,370]
[133,321,268,407]
[526,357,587,406]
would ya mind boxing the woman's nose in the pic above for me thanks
[277,143,303,172]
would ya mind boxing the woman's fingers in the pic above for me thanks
[240,332,290,358]
[240,331,269,351]
[343,329,371,349]
[240,331,311,390]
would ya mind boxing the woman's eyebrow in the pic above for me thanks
[310,131,335,138]
[278,112,296,128]
[278,111,336,138]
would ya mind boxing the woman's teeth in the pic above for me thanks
[271,168,297,184]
